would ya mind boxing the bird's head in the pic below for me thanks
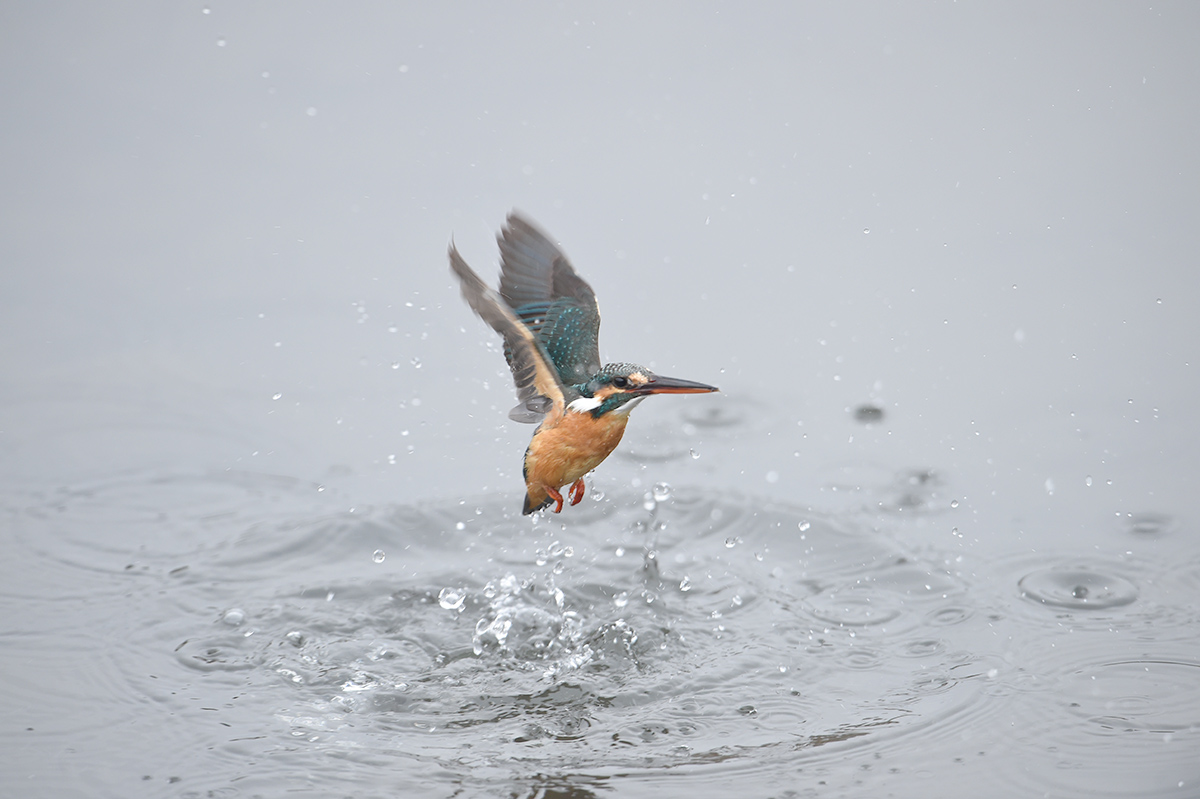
[568,363,719,417]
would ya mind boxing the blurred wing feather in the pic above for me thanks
[449,243,568,423]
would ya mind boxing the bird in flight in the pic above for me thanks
[448,213,719,515]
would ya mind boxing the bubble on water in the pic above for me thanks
[798,520,811,532]
[648,482,671,502]
[222,608,245,626]
[437,587,466,611]
[372,549,385,563]
[1018,567,1138,609]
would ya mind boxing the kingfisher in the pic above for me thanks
[448,212,719,515]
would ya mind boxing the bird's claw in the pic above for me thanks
[544,485,565,514]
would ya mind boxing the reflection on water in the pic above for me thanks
[5,471,1198,797]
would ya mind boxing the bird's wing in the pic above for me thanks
[449,242,571,424]
[496,213,602,387]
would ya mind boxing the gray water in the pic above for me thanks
[2,4,1198,798]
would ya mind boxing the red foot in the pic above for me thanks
[569,478,586,506]
[544,484,565,513]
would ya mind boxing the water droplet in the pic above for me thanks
[437,587,466,611]
[798,520,811,532]
[689,448,700,460]
[1128,513,1172,535]
[272,392,282,400]
[202,6,211,13]
[372,549,385,563]
[642,494,657,512]
[950,499,959,508]
[1085,475,1093,487]
[590,488,606,501]
[1044,477,1055,495]
[862,228,870,235]
[652,482,672,502]
[216,37,226,47]
[766,470,779,484]
[387,454,396,464]
[724,537,739,548]
[391,362,400,370]
[853,404,884,423]
[679,576,692,592]
[222,608,245,626]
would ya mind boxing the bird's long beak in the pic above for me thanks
[637,374,720,395]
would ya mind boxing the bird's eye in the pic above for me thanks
[611,376,630,389]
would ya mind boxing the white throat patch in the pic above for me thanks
[612,396,645,415]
